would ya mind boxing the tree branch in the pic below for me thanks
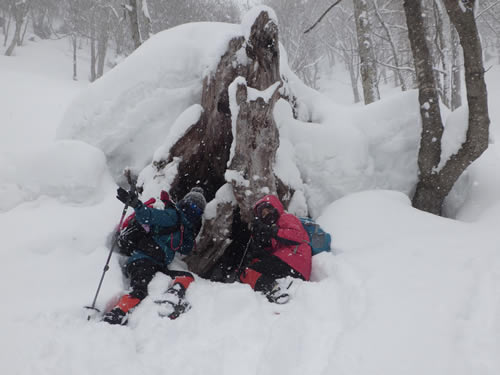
[304,0,344,34]
[476,0,500,19]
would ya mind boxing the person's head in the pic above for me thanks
[253,195,284,225]
[178,187,207,223]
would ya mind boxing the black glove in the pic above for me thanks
[116,187,140,208]
[251,218,278,250]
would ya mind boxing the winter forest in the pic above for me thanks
[1,0,500,374]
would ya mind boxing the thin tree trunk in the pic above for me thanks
[373,0,407,91]
[127,0,142,49]
[141,0,152,40]
[497,36,500,64]
[353,0,380,104]
[3,11,11,47]
[19,11,29,45]
[403,0,445,214]
[433,0,450,108]
[5,1,29,56]
[97,31,108,78]
[345,49,361,103]
[450,24,462,110]
[438,0,490,186]
[72,35,77,81]
[90,16,97,82]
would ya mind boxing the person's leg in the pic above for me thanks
[155,269,195,319]
[239,253,303,295]
[102,258,160,325]
[163,269,195,299]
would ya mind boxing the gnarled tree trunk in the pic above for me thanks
[146,10,291,275]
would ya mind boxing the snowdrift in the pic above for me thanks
[57,19,423,216]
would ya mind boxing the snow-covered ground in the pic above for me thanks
[1,22,500,375]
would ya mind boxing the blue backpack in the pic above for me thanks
[299,217,332,256]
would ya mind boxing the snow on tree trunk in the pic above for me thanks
[353,0,380,105]
[404,0,490,215]
[145,9,286,275]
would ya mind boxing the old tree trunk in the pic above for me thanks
[403,0,490,215]
[143,10,293,276]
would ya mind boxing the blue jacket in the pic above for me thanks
[127,201,197,266]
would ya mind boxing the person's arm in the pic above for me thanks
[134,203,179,228]
[274,215,306,245]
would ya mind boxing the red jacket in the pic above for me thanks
[254,195,312,280]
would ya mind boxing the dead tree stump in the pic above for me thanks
[151,9,291,275]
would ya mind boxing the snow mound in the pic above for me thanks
[57,22,242,181]
[0,140,113,211]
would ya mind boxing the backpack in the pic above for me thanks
[117,196,182,256]
[299,217,332,256]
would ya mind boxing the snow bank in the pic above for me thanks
[314,190,500,374]
[275,77,422,216]
[3,190,499,375]
[0,140,114,211]
[57,22,242,181]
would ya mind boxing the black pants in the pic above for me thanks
[242,251,305,293]
[126,258,193,300]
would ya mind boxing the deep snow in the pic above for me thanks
[1,19,500,375]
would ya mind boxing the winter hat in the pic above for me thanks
[181,187,207,213]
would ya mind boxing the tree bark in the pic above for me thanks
[403,0,446,214]
[72,35,77,81]
[3,11,11,47]
[141,0,152,41]
[450,24,462,110]
[90,15,97,82]
[5,1,29,56]
[145,10,287,275]
[432,0,450,108]
[353,0,380,104]
[96,17,109,79]
[126,0,142,50]
[405,0,490,215]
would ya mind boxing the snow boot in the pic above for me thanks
[102,294,140,325]
[155,282,191,319]
[265,279,293,304]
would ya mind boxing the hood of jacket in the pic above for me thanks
[253,194,285,216]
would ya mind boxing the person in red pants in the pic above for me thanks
[239,195,311,303]
[103,187,206,324]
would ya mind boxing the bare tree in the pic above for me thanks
[353,0,380,104]
[404,0,490,215]
[450,24,462,110]
[5,0,30,56]
[372,0,407,90]
[124,0,141,49]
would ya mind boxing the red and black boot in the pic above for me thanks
[102,294,141,325]
[155,275,194,319]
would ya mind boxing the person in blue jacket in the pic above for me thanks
[103,186,206,325]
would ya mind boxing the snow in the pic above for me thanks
[2,13,500,375]
[228,76,247,165]
[57,22,243,181]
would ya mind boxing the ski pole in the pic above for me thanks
[229,237,253,283]
[85,200,130,319]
